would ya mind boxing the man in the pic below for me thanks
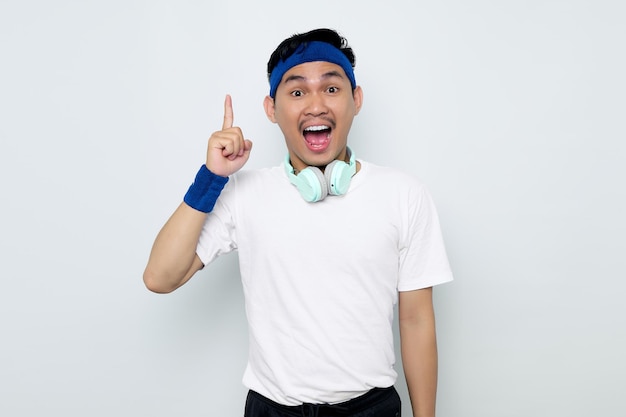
[144,28,453,417]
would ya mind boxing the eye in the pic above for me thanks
[290,90,303,97]
[327,86,339,93]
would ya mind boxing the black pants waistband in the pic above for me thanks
[245,386,398,417]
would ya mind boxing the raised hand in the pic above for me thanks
[205,95,253,177]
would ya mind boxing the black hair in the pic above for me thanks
[266,28,356,80]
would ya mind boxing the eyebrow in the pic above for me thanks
[283,70,345,85]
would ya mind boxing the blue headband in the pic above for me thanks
[269,41,357,98]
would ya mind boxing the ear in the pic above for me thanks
[352,86,363,115]
[263,95,277,123]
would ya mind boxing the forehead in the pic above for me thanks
[280,61,349,83]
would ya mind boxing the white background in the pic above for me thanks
[1,1,624,416]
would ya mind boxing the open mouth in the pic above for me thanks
[303,125,332,150]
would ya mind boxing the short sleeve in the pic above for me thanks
[196,179,238,266]
[397,185,453,291]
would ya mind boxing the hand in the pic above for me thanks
[205,95,253,177]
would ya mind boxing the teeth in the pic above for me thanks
[304,125,330,132]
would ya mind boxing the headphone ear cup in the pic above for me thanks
[324,160,352,196]
[297,167,328,202]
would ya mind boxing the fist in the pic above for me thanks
[205,95,253,177]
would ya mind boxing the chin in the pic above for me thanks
[307,148,346,168]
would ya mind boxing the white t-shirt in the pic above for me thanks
[196,160,453,406]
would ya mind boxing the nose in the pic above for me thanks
[304,92,328,116]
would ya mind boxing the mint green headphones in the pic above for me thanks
[284,148,357,203]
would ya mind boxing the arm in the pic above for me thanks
[399,287,438,417]
[143,95,252,293]
[143,203,208,293]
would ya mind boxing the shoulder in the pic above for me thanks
[228,165,285,189]
[355,161,438,220]
[357,160,428,193]
[216,164,288,207]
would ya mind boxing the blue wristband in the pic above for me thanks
[183,165,229,213]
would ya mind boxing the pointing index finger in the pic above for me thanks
[222,94,234,130]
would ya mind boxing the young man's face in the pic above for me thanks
[264,61,363,173]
